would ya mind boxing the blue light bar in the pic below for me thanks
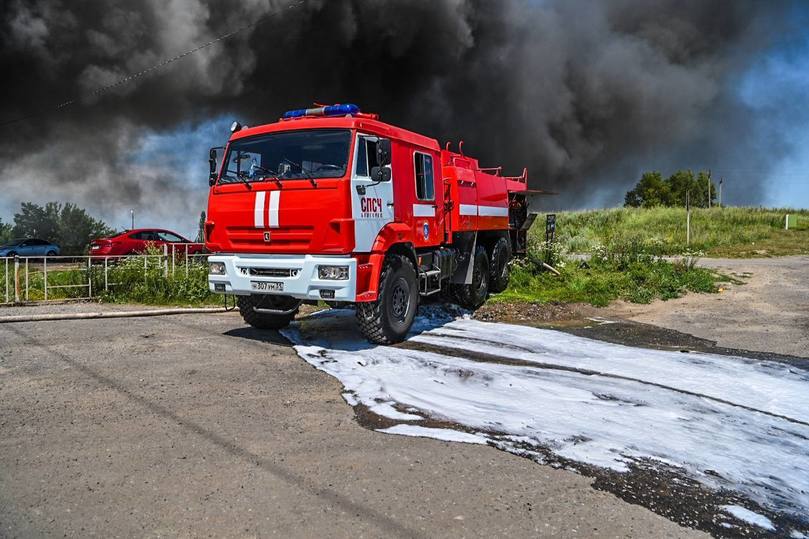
[283,103,360,119]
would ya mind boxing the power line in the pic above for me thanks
[1,0,306,128]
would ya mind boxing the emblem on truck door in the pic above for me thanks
[263,231,271,242]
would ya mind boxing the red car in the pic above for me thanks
[90,229,204,256]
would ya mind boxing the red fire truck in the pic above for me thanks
[206,104,534,343]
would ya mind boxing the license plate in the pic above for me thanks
[251,281,283,292]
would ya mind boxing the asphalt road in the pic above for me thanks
[0,311,702,538]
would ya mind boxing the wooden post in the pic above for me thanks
[686,190,691,246]
[785,214,790,230]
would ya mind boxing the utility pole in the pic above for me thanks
[130,209,135,230]
[718,178,723,208]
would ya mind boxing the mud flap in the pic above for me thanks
[450,231,477,285]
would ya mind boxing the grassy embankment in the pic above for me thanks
[500,207,808,307]
[547,206,809,257]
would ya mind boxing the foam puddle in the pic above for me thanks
[281,308,809,526]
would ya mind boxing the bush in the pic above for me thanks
[498,240,718,307]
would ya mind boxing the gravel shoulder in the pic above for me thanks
[605,256,809,358]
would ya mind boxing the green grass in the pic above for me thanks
[536,206,809,257]
[498,241,719,307]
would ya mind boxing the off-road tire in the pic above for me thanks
[488,237,511,293]
[46,250,57,257]
[7,251,17,258]
[356,254,418,344]
[452,245,490,309]
[237,294,299,330]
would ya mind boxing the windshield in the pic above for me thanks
[219,129,351,184]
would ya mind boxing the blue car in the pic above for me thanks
[0,238,61,257]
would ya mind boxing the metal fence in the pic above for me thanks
[2,244,209,305]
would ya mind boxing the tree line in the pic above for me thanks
[625,170,717,208]
[0,202,115,254]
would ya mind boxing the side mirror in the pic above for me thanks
[376,138,391,167]
[208,147,224,186]
[371,166,392,182]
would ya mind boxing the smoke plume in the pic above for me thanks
[0,0,804,231]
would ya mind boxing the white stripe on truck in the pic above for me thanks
[477,205,509,217]
[269,191,280,228]
[254,191,266,228]
[412,204,436,217]
[458,204,508,217]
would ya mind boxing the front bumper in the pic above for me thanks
[208,254,357,302]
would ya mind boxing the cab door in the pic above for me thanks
[412,150,444,247]
[351,134,394,252]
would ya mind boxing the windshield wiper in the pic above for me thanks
[235,171,253,190]
[249,165,283,187]
[282,157,318,187]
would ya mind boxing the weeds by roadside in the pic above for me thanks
[497,239,718,307]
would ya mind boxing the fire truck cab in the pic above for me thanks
[206,104,533,343]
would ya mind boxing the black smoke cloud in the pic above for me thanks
[0,0,803,230]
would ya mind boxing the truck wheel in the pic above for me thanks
[356,254,418,344]
[488,237,511,293]
[237,294,299,330]
[452,245,490,309]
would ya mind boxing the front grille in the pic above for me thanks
[240,267,299,278]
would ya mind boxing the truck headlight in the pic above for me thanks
[318,265,349,280]
[209,262,226,275]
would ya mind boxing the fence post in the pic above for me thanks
[14,257,20,303]
[171,244,176,276]
[104,257,109,291]
[185,248,189,278]
[785,214,790,230]
[4,258,7,303]
[25,258,29,301]
[44,257,48,300]
[686,191,691,246]
[163,245,169,278]
[144,254,148,284]
[87,256,92,298]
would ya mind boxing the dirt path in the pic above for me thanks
[605,256,809,358]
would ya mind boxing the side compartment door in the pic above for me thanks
[351,134,394,252]
[412,151,443,248]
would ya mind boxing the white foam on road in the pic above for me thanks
[721,505,775,531]
[378,424,488,445]
[281,309,809,519]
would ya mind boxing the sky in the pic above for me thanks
[1,0,808,238]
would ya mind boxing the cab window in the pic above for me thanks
[355,137,378,177]
[414,152,434,200]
